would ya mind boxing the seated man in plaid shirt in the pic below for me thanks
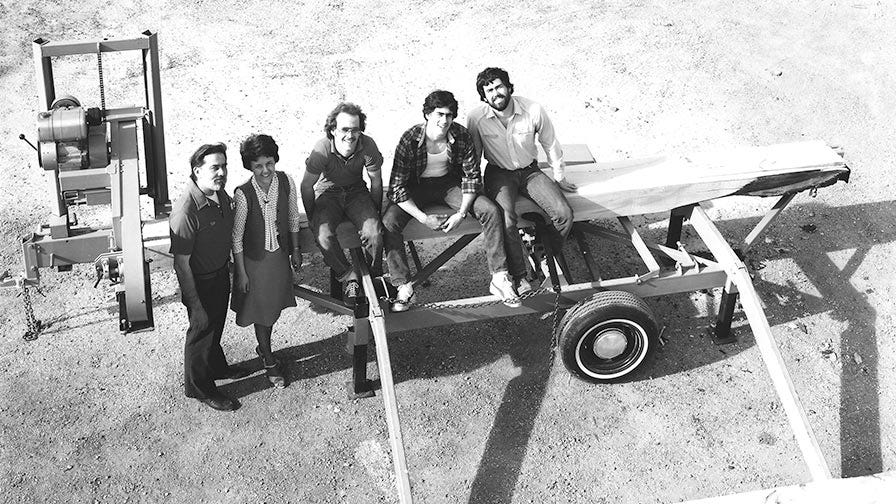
[382,90,521,312]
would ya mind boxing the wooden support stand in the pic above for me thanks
[688,204,833,481]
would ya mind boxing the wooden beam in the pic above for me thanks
[680,471,895,504]
[688,204,832,481]
[351,249,414,503]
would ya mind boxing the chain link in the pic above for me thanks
[548,289,564,365]
[19,286,43,341]
[96,43,106,112]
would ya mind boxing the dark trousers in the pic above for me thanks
[484,163,574,280]
[310,183,383,279]
[184,266,231,399]
[382,176,508,286]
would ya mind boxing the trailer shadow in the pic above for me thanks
[221,198,892,498]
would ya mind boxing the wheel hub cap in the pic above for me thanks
[592,329,627,359]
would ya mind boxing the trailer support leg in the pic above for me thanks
[347,291,376,398]
[712,279,739,344]
[351,248,414,503]
[689,204,832,481]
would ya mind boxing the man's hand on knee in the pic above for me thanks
[441,212,465,233]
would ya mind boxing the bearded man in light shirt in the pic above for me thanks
[467,67,577,295]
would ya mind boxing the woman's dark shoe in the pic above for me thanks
[256,346,287,389]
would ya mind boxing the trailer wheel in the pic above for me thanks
[559,291,658,382]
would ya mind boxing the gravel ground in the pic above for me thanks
[1,1,894,503]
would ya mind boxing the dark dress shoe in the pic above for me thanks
[198,395,239,411]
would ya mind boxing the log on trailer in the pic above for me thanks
[296,140,849,250]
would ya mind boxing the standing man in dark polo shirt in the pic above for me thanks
[301,102,384,300]
[169,143,247,412]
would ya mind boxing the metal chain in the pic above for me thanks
[548,289,563,365]
[96,43,106,112]
[19,286,43,341]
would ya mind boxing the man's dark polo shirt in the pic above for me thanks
[169,181,234,275]
[305,135,383,196]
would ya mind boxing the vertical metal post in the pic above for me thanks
[141,31,170,217]
[32,38,55,110]
[32,38,68,223]
[666,206,689,248]
[712,279,739,344]
[110,119,152,330]
[349,288,375,398]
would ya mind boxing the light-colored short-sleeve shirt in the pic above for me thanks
[467,95,565,180]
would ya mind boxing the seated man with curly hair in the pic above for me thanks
[382,90,520,312]
[301,102,384,300]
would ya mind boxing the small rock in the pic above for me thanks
[854,352,863,365]
[796,322,808,334]
[772,70,783,76]
[800,224,817,233]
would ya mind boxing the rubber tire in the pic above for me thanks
[559,290,659,382]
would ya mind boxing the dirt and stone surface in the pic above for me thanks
[1,1,894,503]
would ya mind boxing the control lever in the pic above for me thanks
[18,134,38,152]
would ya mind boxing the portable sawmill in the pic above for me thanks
[1,32,170,338]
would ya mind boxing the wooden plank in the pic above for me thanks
[680,471,896,504]
[352,249,414,503]
[688,205,832,481]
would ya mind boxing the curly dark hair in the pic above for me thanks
[239,134,280,170]
[475,67,514,102]
[189,142,226,180]
[422,90,458,120]
[324,102,367,139]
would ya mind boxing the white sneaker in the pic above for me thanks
[390,283,415,312]
[516,278,533,296]
[489,272,522,308]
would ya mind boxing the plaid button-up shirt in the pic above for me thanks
[388,122,482,204]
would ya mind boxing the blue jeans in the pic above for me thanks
[484,163,573,280]
[310,183,383,279]
[382,176,508,286]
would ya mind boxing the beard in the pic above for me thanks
[489,93,509,111]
